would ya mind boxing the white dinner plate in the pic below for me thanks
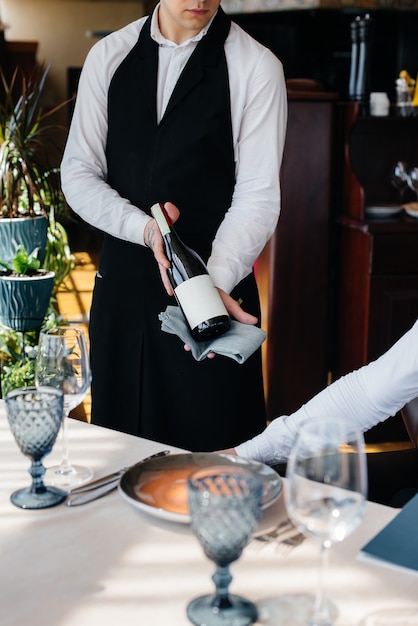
[365,205,402,218]
[118,452,283,524]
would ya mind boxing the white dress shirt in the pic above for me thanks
[236,320,418,465]
[61,6,287,295]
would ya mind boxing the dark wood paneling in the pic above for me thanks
[261,92,337,420]
[336,105,418,442]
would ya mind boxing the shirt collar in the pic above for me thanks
[150,3,216,48]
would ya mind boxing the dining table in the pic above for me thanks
[1,399,418,626]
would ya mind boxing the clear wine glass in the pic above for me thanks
[390,160,409,203]
[187,465,264,626]
[407,167,418,200]
[35,325,93,488]
[278,418,368,626]
[5,386,66,509]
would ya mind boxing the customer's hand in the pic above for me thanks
[145,201,180,295]
[216,448,238,456]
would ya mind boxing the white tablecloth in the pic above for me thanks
[1,402,417,626]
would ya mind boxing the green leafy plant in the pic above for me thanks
[0,62,77,396]
[1,355,36,395]
[43,208,75,294]
[0,308,68,396]
[0,231,76,396]
[0,63,70,218]
[0,243,41,275]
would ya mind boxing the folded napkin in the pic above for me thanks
[158,305,266,364]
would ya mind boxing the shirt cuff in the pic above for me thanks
[123,212,153,247]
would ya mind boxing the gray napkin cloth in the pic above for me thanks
[158,305,266,364]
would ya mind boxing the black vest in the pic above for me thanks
[105,7,234,261]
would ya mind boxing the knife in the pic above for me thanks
[65,480,121,507]
[66,449,171,495]
[65,449,171,507]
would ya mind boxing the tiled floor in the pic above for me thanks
[55,251,97,422]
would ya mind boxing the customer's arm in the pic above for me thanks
[232,319,418,465]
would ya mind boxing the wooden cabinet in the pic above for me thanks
[258,88,338,421]
[340,104,418,219]
[0,34,38,79]
[336,104,418,442]
[0,33,38,100]
[337,219,418,372]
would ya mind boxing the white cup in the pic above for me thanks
[369,92,390,116]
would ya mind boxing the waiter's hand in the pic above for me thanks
[184,289,258,359]
[145,201,179,296]
[146,204,259,360]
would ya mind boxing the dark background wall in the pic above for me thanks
[232,9,418,103]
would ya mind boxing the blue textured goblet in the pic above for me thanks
[5,386,66,509]
[187,465,263,626]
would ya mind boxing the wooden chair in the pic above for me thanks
[357,400,418,507]
[401,397,418,448]
[285,79,326,101]
[285,78,323,92]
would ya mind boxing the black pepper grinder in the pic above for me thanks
[355,14,374,112]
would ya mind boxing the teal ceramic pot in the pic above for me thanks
[0,270,55,332]
[0,215,48,265]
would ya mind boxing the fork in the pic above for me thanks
[251,519,306,553]
[275,530,306,556]
[253,518,294,543]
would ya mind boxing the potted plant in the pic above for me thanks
[0,61,76,394]
[0,62,69,265]
[0,308,66,396]
[0,235,74,395]
[0,243,55,332]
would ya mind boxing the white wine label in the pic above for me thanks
[175,275,228,329]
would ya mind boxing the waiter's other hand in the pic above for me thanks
[184,289,258,359]
[145,201,180,296]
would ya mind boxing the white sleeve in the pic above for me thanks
[235,319,418,465]
[207,34,287,294]
[60,22,152,246]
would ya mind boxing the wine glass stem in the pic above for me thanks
[212,564,233,610]
[29,458,47,493]
[59,413,72,473]
[311,542,331,626]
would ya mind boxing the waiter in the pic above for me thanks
[61,0,288,451]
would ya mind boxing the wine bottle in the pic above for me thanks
[151,203,231,342]
[355,14,373,109]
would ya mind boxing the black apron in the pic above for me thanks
[89,8,267,450]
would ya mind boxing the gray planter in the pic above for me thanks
[0,215,48,266]
[0,270,55,332]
